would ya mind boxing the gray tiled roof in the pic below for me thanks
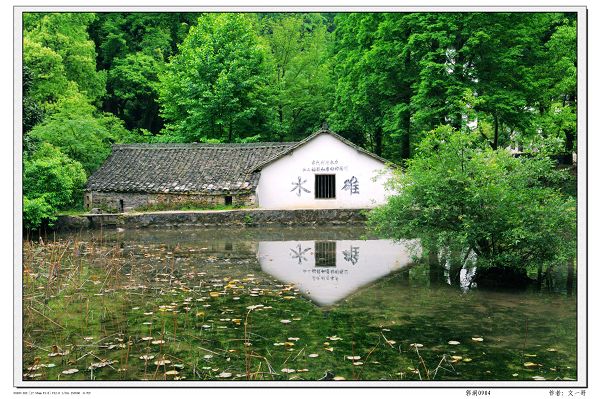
[86,142,296,194]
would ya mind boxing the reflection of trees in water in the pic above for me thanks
[423,239,574,294]
[425,241,476,289]
[566,260,575,296]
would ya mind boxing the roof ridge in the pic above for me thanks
[113,142,298,149]
[251,127,391,172]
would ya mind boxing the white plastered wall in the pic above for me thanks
[256,133,393,209]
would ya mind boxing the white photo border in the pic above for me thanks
[13,4,588,389]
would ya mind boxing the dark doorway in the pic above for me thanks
[225,195,233,206]
[119,199,124,213]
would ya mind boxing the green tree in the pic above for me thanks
[22,37,71,106]
[22,65,44,137]
[89,13,201,133]
[262,13,333,141]
[407,13,472,134]
[158,13,275,142]
[369,126,575,274]
[532,16,577,159]
[463,13,548,150]
[27,93,129,174]
[24,12,106,103]
[107,52,165,132]
[330,13,419,161]
[90,13,200,69]
[23,143,87,229]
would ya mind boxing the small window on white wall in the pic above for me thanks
[315,241,336,266]
[315,174,336,199]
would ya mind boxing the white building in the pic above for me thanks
[85,124,394,212]
[255,125,394,209]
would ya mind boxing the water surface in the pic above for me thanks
[22,226,577,382]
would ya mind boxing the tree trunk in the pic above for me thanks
[566,259,574,297]
[448,248,462,286]
[536,264,543,292]
[278,104,284,139]
[563,94,575,164]
[374,126,383,156]
[565,129,574,162]
[428,243,443,286]
[401,111,411,162]
[492,113,499,150]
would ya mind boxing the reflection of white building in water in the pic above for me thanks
[257,239,419,306]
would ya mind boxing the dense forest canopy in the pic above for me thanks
[22,12,577,229]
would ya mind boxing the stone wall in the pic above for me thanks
[55,208,369,231]
[87,191,256,212]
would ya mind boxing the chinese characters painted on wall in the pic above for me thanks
[290,176,311,196]
[302,159,348,173]
[290,244,311,264]
[342,176,360,195]
[302,267,349,282]
[343,245,360,265]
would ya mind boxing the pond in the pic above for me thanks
[22,226,577,382]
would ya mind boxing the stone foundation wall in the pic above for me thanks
[87,191,256,212]
[55,208,369,231]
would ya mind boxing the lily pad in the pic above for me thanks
[524,362,539,368]
[62,369,79,375]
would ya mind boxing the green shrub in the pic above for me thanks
[369,126,576,271]
[23,143,87,229]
